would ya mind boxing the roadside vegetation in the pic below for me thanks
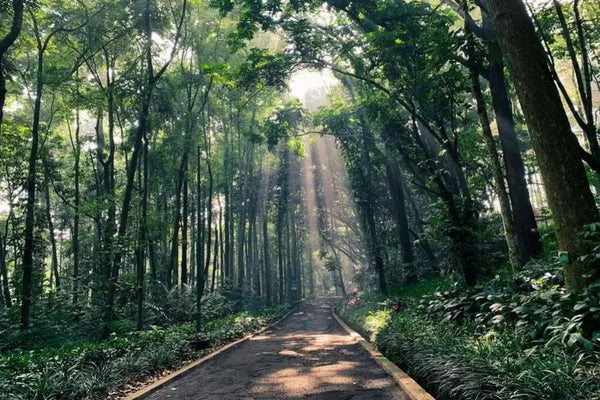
[0,291,287,400]
[337,254,600,399]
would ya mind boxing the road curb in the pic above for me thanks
[332,309,435,400]
[123,308,295,400]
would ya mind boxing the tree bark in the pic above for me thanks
[135,133,149,330]
[0,0,24,133]
[0,210,13,307]
[71,111,81,303]
[382,145,414,265]
[488,0,600,291]
[44,174,60,288]
[21,16,45,330]
[181,160,189,286]
[263,212,272,306]
[467,32,521,272]
[203,156,213,288]
[195,147,205,332]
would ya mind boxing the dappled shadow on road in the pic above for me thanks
[145,299,408,400]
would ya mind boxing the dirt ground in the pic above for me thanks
[145,299,409,399]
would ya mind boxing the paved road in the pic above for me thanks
[146,299,409,400]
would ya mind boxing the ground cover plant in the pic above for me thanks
[337,267,600,400]
[0,305,288,400]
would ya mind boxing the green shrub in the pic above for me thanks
[337,274,600,400]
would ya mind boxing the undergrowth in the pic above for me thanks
[337,273,600,400]
[0,306,287,400]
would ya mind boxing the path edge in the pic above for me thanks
[123,308,296,400]
[332,309,435,400]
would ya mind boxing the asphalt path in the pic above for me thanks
[146,298,409,400]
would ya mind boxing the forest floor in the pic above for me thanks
[143,298,409,400]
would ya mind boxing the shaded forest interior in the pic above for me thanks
[2,0,600,399]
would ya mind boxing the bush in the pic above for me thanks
[336,274,600,400]
[418,278,600,352]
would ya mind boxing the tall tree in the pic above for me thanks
[0,0,24,133]
[488,0,599,290]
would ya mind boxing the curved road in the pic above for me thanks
[146,299,409,400]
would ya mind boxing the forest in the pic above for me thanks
[0,0,600,399]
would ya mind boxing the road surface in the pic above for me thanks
[146,299,409,399]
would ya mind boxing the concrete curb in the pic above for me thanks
[123,309,295,400]
[332,309,435,400]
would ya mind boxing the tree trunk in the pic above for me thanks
[21,29,44,331]
[204,157,213,288]
[0,0,24,133]
[190,193,196,287]
[135,134,149,330]
[488,53,543,262]
[360,127,387,294]
[467,34,521,272]
[472,3,543,262]
[44,176,60,288]
[195,147,205,332]
[71,111,81,303]
[488,0,600,290]
[169,154,187,289]
[211,226,219,292]
[0,212,12,306]
[383,154,414,265]
[181,160,189,286]
[263,212,272,306]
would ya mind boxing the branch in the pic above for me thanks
[152,0,188,83]
[0,0,24,57]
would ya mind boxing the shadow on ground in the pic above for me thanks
[144,299,408,400]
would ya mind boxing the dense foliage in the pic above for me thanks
[337,278,600,399]
[1,0,600,397]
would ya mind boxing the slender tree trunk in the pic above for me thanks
[263,212,272,306]
[0,212,12,306]
[467,32,521,272]
[170,154,187,289]
[488,0,600,290]
[488,54,543,262]
[0,0,24,134]
[44,176,60,288]
[383,155,414,265]
[195,147,205,332]
[204,157,213,288]
[211,226,218,293]
[552,0,599,163]
[106,95,150,333]
[21,29,44,331]
[136,134,149,330]
[190,192,196,287]
[360,128,387,294]
[181,160,189,286]
[219,204,224,288]
[277,146,289,303]
[71,112,81,303]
